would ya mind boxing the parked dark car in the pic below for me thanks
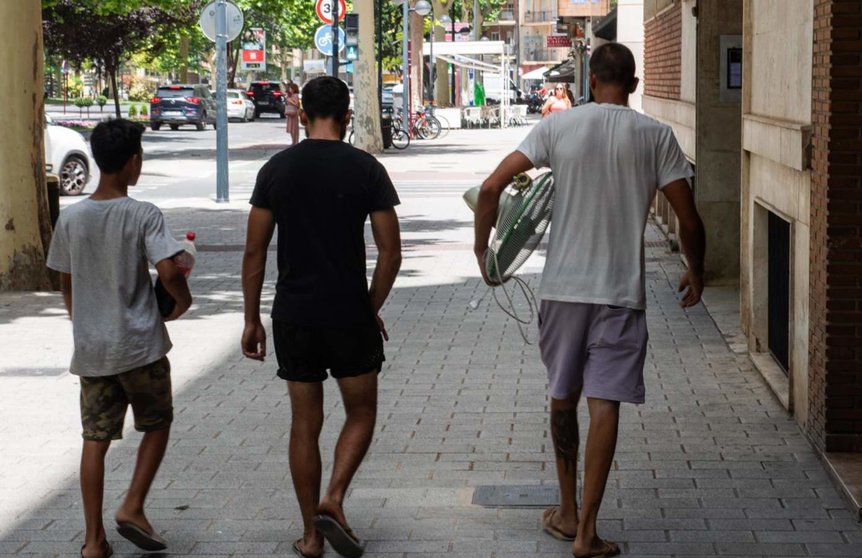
[246,81,286,118]
[150,84,216,131]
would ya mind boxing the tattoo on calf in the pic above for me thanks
[551,407,580,473]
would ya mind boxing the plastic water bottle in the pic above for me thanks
[174,231,197,278]
[155,231,197,317]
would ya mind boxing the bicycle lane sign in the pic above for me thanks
[314,24,346,57]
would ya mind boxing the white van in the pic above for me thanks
[482,73,521,104]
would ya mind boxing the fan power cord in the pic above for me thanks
[468,249,540,345]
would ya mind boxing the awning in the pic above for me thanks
[593,6,617,41]
[521,66,549,80]
[543,60,577,82]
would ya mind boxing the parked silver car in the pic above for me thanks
[44,114,94,196]
[226,89,255,122]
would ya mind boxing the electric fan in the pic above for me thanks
[464,172,555,284]
[464,172,555,343]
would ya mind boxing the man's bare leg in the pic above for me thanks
[287,381,326,556]
[545,393,581,538]
[573,397,620,557]
[114,429,170,535]
[317,371,378,528]
[81,440,111,558]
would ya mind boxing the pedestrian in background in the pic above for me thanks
[285,82,301,146]
[541,84,572,117]
[474,43,705,558]
[242,76,401,558]
[564,83,576,106]
[47,119,192,558]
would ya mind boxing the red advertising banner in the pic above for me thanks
[547,34,572,48]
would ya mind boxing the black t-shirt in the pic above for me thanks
[250,139,400,326]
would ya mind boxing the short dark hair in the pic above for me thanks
[589,43,637,90]
[90,119,145,174]
[301,76,350,121]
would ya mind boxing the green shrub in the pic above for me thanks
[97,95,108,112]
[73,96,94,116]
[128,104,138,118]
[139,104,148,117]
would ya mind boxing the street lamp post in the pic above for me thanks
[395,0,432,128]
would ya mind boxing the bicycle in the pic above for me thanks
[393,106,441,140]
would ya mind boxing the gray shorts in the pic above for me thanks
[538,300,647,404]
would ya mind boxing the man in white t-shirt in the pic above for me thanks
[474,43,706,558]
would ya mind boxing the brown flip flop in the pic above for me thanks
[573,540,621,558]
[541,506,577,541]
[292,538,323,558]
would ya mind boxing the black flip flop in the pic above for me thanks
[116,522,167,551]
[80,540,113,558]
[313,513,365,558]
[292,538,323,558]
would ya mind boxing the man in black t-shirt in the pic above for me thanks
[242,76,401,558]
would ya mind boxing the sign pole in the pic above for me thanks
[215,0,229,203]
[402,0,409,129]
[331,0,340,77]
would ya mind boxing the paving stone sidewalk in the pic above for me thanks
[2,126,862,557]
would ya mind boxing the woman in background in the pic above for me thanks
[541,84,571,117]
[285,82,301,145]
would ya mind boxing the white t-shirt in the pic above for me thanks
[517,103,693,310]
[47,197,183,376]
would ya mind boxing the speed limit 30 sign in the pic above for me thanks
[316,0,347,24]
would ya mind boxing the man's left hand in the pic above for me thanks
[678,270,704,308]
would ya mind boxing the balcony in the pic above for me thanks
[523,10,555,24]
[522,48,562,63]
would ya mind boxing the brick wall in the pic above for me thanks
[809,0,862,453]
[643,0,681,99]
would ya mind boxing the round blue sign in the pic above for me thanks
[314,25,346,57]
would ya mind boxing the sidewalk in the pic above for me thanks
[2,126,862,557]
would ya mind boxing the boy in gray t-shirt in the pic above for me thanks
[46,119,191,558]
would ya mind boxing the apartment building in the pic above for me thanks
[643,0,862,513]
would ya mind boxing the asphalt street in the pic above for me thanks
[60,113,292,207]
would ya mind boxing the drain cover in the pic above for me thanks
[472,485,559,508]
[0,367,67,377]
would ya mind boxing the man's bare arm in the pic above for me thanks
[241,207,275,360]
[60,272,72,317]
[156,257,192,321]
[474,151,535,284]
[369,208,402,340]
[661,179,706,307]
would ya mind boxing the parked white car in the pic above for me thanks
[226,89,255,122]
[44,114,94,196]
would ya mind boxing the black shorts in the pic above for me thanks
[272,319,385,382]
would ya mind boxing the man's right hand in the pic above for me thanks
[375,314,389,342]
[242,321,267,361]
[678,270,704,308]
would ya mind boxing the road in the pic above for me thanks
[60,113,292,208]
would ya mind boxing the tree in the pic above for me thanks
[226,0,318,86]
[0,0,52,290]
[42,1,198,118]
[354,0,383,154]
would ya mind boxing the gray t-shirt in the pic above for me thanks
[47,197,183,377]
[518,103,693,310]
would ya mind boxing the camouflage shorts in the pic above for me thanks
[79,357,173,441]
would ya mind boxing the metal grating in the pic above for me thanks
[472,485,560,508]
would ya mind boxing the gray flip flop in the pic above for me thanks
[313,513,364,558]
[115,522,167,551]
